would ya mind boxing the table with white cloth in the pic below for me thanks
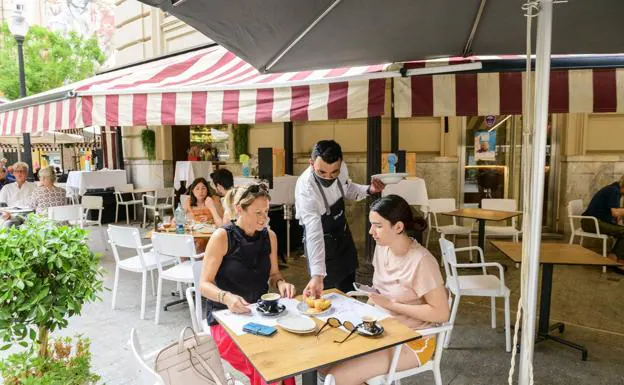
[381,177,429,211]
[66,170,128,196]
[173,161,213,189]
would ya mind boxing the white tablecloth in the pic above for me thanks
[66,170,127,196]
[174,161,213,189]
[382,177,429,210]
[233,175,298,205]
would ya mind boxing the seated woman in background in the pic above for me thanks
[182,177,223,251]
[28,166,67,215]
[322,194,449,385]
[200,182,296,385]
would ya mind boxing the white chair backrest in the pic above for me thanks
[116,183,135,193]
[152,233,196,271]
[48,205,83,222]
[439,238,465,294]
[82,195,103,210]
[568,199,584,216]
[129,329,165,385]
[180,194,190,207]
[107,225,143,249]
[481,198,516,212]
[192,262,204,331]
[428,198,457,228]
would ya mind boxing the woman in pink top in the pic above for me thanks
[323,195,449,385]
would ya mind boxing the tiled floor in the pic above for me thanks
[4,226,624,384]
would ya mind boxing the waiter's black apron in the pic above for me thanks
[304,176,358,292]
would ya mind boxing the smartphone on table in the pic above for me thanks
[242,322,277,336]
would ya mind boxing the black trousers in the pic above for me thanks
[581,218,624,259]
[324,271,356,294]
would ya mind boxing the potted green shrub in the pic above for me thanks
[0,215,104,384]
[141,128,157,160]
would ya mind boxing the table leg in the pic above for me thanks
[302,370,317,385]
[536,263,588,360]
[478,219,486,252]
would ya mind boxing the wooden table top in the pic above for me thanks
[490,241,622,266]
[145,228,213,239]
[443,208,521,222]
[217,289,421,383]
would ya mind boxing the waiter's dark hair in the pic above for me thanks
[311,140,343,163]
[370,195,427,233]
[210,168,234,190]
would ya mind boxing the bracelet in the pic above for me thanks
[217,290,228,304]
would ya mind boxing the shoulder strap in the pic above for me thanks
[189,346,227,385]
[312,174,331,215]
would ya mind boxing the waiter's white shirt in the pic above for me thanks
[295,162,368,277]
[0,181,35,208]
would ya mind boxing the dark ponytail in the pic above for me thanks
[370,194,428,234]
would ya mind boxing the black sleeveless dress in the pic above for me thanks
[206,223,272,325]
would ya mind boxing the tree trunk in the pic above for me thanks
[38,325,49,358]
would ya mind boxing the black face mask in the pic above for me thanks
[314,172,337,188]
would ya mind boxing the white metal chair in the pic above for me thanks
[143,188,175,227]
[481,198,521,242]
[568,199,610,273]
[108,225,176,320]
[115,184,142,224]
[129,328,166,385]
[186,261,210,334]
[426,198,474,261]
[48,204,83,224]
[359,324,453,385]
[81,196,107,250]
[439,238,511,352]
[152,232,204,325]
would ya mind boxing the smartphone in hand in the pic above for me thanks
[353,282,380,294]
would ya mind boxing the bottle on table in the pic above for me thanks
[174,204,186,234]
[153,211,160,232]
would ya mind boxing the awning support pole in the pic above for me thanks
[365,116,382,259]
[284,122,294,175]
[519,1,553,384]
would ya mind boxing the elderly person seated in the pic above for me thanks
[0,167,9,191]
[26,166,67,216]
[0,162,36,227]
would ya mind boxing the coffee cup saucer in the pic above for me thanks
[356,323,384,337]
[256,303,286,317]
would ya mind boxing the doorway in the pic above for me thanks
[459,115,559,231]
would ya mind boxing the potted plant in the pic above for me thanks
[0,215,104,384]
[141,128,157,160]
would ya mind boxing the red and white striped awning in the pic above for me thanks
[0,45,388,135]
[395,67,624,117]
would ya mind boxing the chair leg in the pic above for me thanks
[140,272,147,320]
[490,297,496,329]
[433,367,442,385]
[602,239,607,274]
[126,205,130,225]
[425,226,431,249]
[143,208,147,228]
[150,270,156,296]
[569,233,574,245]
[468,233,473,262]
[444,294,461,348]
[579,236,584,246]
[504,294,511,352]
[99,224,108,251]
[177,281,183,299]
[155,277,163,324]
[111,266,120,310]
[115,204,119,223]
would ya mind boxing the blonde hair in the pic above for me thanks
[224,182,271,216]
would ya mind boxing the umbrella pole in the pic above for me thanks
[518,1,553,384]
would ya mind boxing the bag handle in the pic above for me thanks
[189,346,227,385]
[178,326,201,354]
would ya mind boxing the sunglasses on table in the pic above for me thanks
[315,317,358,344]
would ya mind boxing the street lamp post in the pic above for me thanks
[8,0,33,179]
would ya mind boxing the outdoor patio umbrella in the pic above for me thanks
[136,1,624,384]
[138,0,624,73]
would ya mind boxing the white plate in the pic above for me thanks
[192,224,215,233]
[372,173,408,185]
[277,315,317,334]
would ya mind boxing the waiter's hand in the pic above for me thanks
[303,275,324,299]
[369,178,385,194]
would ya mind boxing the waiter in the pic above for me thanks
[295,140,385,297]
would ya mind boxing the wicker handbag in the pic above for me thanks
[155,327,228,385]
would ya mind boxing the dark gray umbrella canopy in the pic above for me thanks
[139,0,624,73]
